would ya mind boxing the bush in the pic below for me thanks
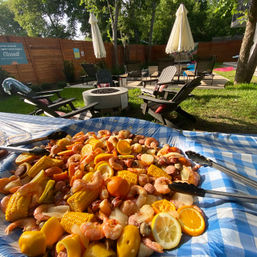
[63,60,75,83]
[0,67,11,96]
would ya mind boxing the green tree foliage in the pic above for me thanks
[0,0,27,36]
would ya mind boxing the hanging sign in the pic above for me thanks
[73,48,80,59]
[0,42,28,65]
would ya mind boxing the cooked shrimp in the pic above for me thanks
[57,250,67,257]
[0,195,11,213]
[100,186,109,200]
[144,183,155,194]
[154,177,171,194]
[97,130,111,138]
[99,199,112,216]
[127,185,147,208]
[157,144,170,156]
[0,175,17,194]
[102,218,123,240]
[128,213,141,227]
[45,166,63,177]
[67,154,81,167]
[144,137,159,148]
[17,182,42,200]
[5,218,38,235]
[118,130,131,139]
[120,200,138,216]
[72,171,104,193]
[142,237,164,253]
[33,204,55,223]
[109,157,124,171]
[71,143,83,153]
[50,144,62,156]
[132,135,145,143]
[80,222,104,241]
[138,174,150,186]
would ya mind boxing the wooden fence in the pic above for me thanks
[0,35,242,85]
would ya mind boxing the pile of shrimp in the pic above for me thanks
[0,129,201,257]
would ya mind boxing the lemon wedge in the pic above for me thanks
[151,212,182,249]
[95,162,114,180]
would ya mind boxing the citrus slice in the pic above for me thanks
[177,205,205,236]
[152,199,176,214]
[118,155,135,159]
[87,138,104,150]
[94,153,113,164]
[151,212,182,249]
[116,140,131,155]
[95,162,114,180]
[81,144,93,157]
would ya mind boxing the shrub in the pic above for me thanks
[63,60,75,83]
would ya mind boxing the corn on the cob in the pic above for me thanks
[5,192,31,222]
[117,170,137,185]
[67,190,98,212]
[27,155,63,177]
[60,211,95,234]
[147,164,171,179]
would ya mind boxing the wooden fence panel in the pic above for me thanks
[1,35,242,85]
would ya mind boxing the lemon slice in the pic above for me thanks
[96,162,114,180]
[151,212,182,249]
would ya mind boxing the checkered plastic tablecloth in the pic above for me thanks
[0,112,256,257]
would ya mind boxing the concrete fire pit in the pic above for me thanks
[82,87,128,110]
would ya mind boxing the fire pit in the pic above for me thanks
[82,87,128,110]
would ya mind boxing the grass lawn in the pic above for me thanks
[0,71,256,134]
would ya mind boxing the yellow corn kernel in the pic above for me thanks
[117,170,138,185]
[27,155,63,178]
[147,164,171,179]
[60,211,95,234]
[19,231,46,257]
[41,217,64,247]
[56,234,82,257]
[5,192,31,222]
[83,242,116,257]
[67,190,98,212]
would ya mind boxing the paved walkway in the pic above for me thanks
[68,72,229,90]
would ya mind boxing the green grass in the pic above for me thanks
[0,77,257,134]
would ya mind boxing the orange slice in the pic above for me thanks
[95,162,114,180]
[15,153,37,165]
[87,138,104,150]
[177,205,205,236]
[57,149,74,156]
[116,140,131,155]
[94,153,113,165]
[152,199,176,214]
[118,155,135,159]
[81,144,93,157]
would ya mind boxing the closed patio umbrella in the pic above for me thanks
[89,13,106,59]
[165,4,194,54]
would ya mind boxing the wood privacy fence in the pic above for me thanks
[0,35,242,85]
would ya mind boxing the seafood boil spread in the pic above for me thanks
[0,129,206,257]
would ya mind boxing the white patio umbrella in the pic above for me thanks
[89,13,106,59]
[165,3,194,54]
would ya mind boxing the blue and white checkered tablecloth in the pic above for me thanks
[0,112,256,257]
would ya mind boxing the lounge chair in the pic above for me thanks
[80,63,97,84]
[184,56,216,85]
[141,65,177,98]
[139,76,203,128]
[2,78,98,119]
[93,69,119,88]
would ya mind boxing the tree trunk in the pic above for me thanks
[147,1,157,64]
[234,0,257,84]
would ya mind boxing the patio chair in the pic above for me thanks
[2,78,98,119]
[139,76,203,128]
[141,65,177,98]
[2,77,66,104]
[120,62,142,81]
[184,56,216,85]
[93,69,119,88]
[80,63,97,84]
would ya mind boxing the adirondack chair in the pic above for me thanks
[184,56,216,85]
[93,69,119,88]
[2,78,98,119]
[140,65,177,98]
[139,76,203,128]
[81,63,97,84]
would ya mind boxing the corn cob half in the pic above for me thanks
[60,211,95,234]
[147,164,171,179]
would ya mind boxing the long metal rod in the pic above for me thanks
[211,161,257,191]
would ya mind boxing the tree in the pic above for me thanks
[0,0,27,36]
[235,0,257,84]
